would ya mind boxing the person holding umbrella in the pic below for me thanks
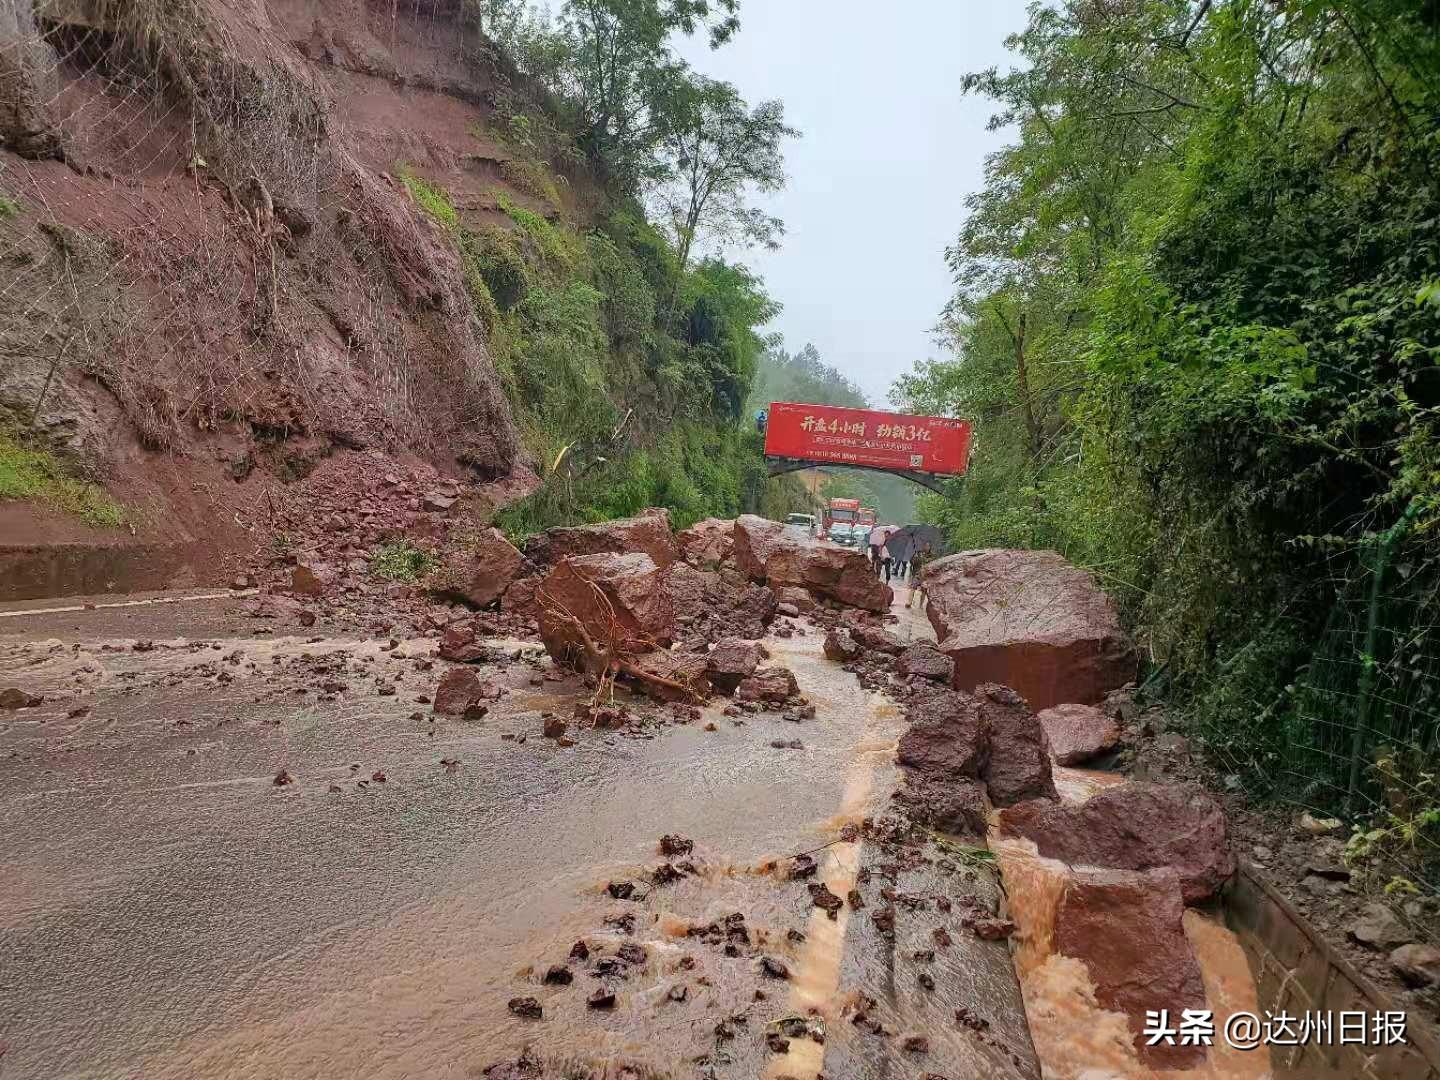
[868,525,891,577]
[884,528,914,583]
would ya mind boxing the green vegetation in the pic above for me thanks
[399,168,459,230]
[0,194,19,219]
[0,431,126,527]
[499,159,564,211]
[369,541,438,582]
[900,0,1440,883]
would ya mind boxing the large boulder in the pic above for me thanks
[1054,867,1207,1070]
[1037,702,1121,765]
[997,782,1234,904]
[536,553,674,668]
[525,508,680,570]
[896,689,988,780]
[677,517,735,567]
[976,683,1057,807]
[733,515,892,613]
[431,528,524,608]
[924,549,1136,710]
[894,692,982,833]
[706,638,766,694]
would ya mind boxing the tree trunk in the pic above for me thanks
[1013,310,1042,462]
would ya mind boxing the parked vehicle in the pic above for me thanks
[828,521,856,546]
[784,513,817,538]
[822,497,860,535]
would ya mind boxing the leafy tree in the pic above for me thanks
[503,0,741,189]
[905,0,1440,828]
[652,76,795,279]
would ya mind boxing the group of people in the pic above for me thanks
[865,528,934,607]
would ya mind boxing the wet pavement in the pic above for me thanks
[0,585,1028,1079]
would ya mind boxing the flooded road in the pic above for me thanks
[1,581,1259,1079]
[0,590,960,1079]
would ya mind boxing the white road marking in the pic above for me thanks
[0,589,258,619]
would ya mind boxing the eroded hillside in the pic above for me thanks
[0,0,600,590]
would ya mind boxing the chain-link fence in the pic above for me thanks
[1192,506,1440,896]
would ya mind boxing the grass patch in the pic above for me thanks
[370,540,438,582]
[399,168,459,230]
[499,195,582,271]
[500,158,563,211]
[0,194,19,219]
[0,433,126,527]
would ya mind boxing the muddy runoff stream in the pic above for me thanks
[992,766,1272,1080]
[0,597,1032,1079]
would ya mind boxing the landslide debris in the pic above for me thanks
[922,549,1137,710]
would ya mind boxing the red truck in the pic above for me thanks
[823,498,861,544]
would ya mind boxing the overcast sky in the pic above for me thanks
[677,1,1029,406]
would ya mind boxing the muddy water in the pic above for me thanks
[993,769,1272,1079]
[0,621,919,1079]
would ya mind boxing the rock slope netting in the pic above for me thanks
[0,0,552,584]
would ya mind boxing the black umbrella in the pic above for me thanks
[886,524,945,559]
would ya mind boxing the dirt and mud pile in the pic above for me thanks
[923,549,1136,710]
[1,0,570,591]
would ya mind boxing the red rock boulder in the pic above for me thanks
[434,667,484,716]
[677,517,735,567]
[1037,702,1121,765]
[896,689,988,779]
[775,586,819,614]
[895,644,954,682]
[438,622,491,662]
[1054,866,1207,1070]
[626,650,712,701]
[924,549,1136,710]
[536,553,674,669]
[706,638,766,695]
[975,683,1057,807]
[736,666,799,703]
[432,528,524,608]
[733,515,891,613]
[823,628,863,662]
[997,782,1234,903]
[525,508,680,570]
[845,620,904,655]
[500,574,541,619]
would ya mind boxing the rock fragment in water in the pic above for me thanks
[506,996,542,1019]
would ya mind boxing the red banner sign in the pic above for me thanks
[763,402,972,476]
